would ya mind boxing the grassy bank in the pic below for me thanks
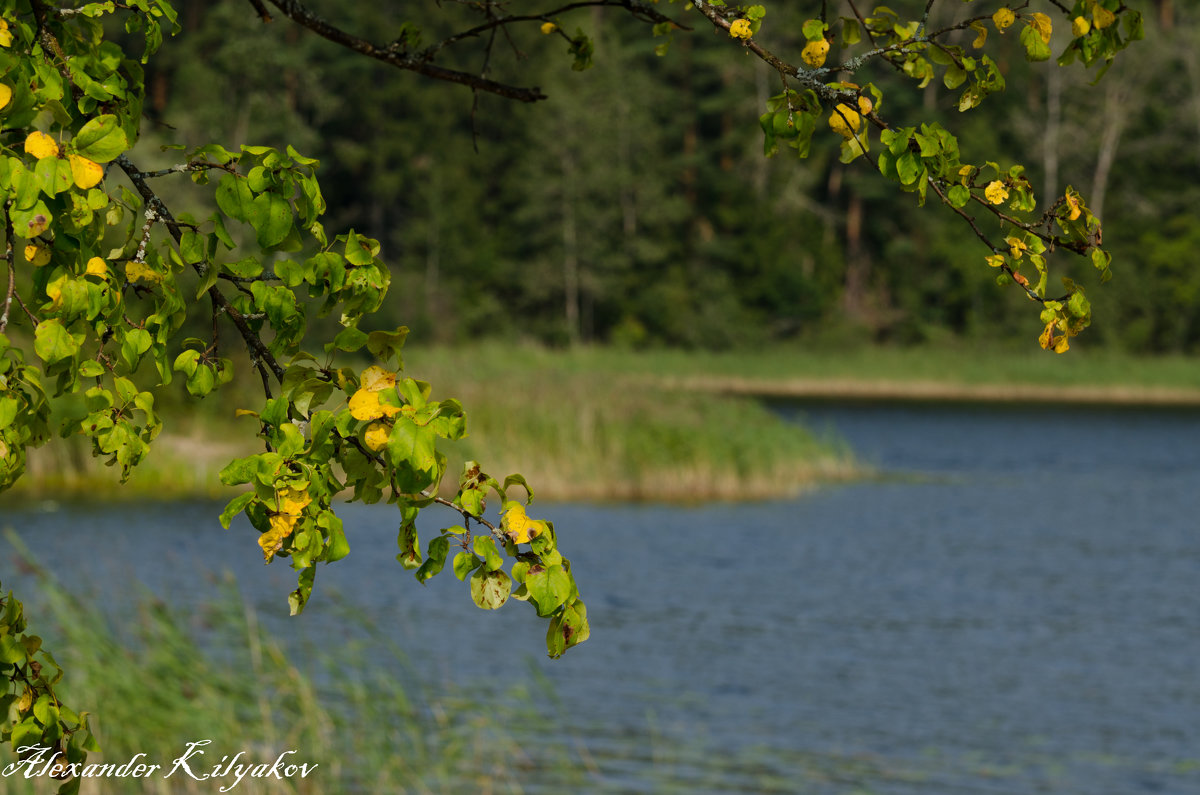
[8,342,1197,503]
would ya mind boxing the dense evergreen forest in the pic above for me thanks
[140,0,1193,353]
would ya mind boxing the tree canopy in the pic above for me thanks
[0,1,1143,789]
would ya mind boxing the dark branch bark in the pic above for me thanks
[262,0,548,102]
[116,155,285,384]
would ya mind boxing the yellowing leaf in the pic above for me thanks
[0,84,11,109]
[85,257,108,278]
[1092,2,1115,30]
[360,365,396,392]
[1072,16,1091,37]
[992,7,1015,32]
[857,95,873,115]
[24,244,50,267]
[828,103,861,138]
[984,180,1009,205]
[801,40,829,68]
[1054,335,1070,353]
[1029,12,1052,44]
[985,254,1006,268]
[24,131,59,160]
[1006,236,1027,258]
[958,164,975,184]
[0,439,8,460]
[1038,320,1055,350]
[24,213,49,237]
[0,28,11,49]
[364,420,391,451]
[503,503,544,544]
[728,19,752,39]
[45,275,66,308]
[540,22,557,34]
[125,260,162,283]
[348,388,401,421]
[69,154,104,189]
[259,513,297,562]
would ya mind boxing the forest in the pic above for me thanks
[137,0,1193,354]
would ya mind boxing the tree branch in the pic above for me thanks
[262,0,548,102]
[116,155,285,384]
[0,201,13,334]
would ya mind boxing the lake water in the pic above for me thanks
[4,401,1200,793]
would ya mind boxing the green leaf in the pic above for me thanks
[72,115,129,162]
[215,174,254,223]
[250,190,293,248]
[219,492,256,528]
[525,564,573,617]
[473,535,504,572]
[948,184,971,208]
[453,551,481,581]
[366,326,409,364]
[120,328,152,372]
[415,535,450,584]
[34,319,81,364]
[318,511,349,562]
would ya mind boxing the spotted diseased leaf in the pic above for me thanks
[470,568,511,610]
[546,599,589,658]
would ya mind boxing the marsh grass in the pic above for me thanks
[2,550,586,794]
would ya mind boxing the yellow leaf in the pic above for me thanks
[857,95,873,116]
[276,486,311,517]
[1092,2,1115,30]
[958,164,975,185]
[728,19,752,39]
[24,131,59,160]
[0,28,11,49]
[985,254,1006,268]
[828,103,861,139]
[364,420,391,451]
[1065,190,1082,221]
[24,244,50,267]
[984,181,1009,205]
[348,388,401,421]
[259,513,297,562]
[1006,236,1027,258]
[360,365,396,392]
[85,257,108,278]
[69,154,104,189]
[801,40,829,68]
[970,22,988,48]
[125,260,161,283]
[1053,335,1070,353]
[0,84,11,109]
[540,22,557,34]
[1029,12,1052,44]
[0,439,8,460]
[46,275,65,307]
[503,503,543,544]
[992,7,1015,32]
[1072,16,1091,37]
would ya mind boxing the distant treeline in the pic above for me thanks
[142,1,1197,353]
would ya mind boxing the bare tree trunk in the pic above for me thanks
[1090,81,1128,221]
[1043,67,1062,203]
[561,151,581,346]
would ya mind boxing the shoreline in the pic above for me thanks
[665,375,1200,408]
